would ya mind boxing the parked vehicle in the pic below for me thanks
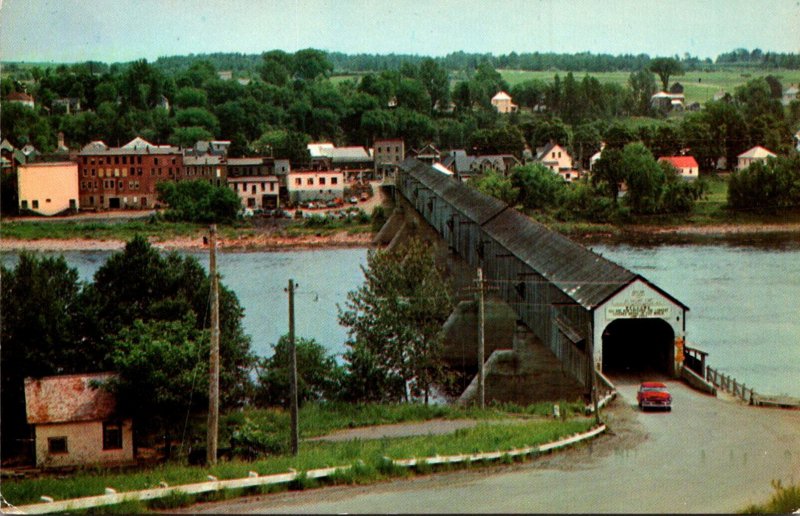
[360,192,369,201]
[637,382,672,411]
[349,196,358,204]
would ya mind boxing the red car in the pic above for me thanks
[637,382,672,411]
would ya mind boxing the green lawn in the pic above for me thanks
[499,68,800,105]
[2,402,592,508]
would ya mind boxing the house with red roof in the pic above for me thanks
[658,156,699,180]
[24,373,133,468]
[6,91,35,109]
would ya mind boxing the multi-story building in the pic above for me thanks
[18,162,79,215]
[228,176,280,209]
[182,155,226,187]
[373,138,405,178]
[226,157,274,177]
[77,137,182,209]
[287,169,344,203]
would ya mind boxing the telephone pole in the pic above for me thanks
[207,225,220,465]
[286,279,299,455]
[477,268,485,409]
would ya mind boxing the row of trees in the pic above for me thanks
[472,144,705,221]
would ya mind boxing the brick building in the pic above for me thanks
[77,137,183,209]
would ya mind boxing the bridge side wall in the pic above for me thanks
[397,168,591,389]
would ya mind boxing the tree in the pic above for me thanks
[419,58,449,112]
[469,169,519,205]
[251,129,310,164]
[728,154,800,210]
[649,57,683,91]
[292,48,333,81]
[109,317,209,438]
[83,237,255,409]
[157,180,241,223]
[255,335,344,407]
[512,164,567,210]
[591,147,626,205]
[169,126,214,148]
[174,87,208,109]
[339,238,454,403]
[628,69,656,115]
[175,107,220,135]
[619,142,666,214]
[468,125,525,156]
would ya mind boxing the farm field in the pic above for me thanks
[499,68,800,105]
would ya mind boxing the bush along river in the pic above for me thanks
[3,238,799,398]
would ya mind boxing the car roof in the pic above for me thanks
[640,381,668,388]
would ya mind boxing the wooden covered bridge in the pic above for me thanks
[390,158,694,398]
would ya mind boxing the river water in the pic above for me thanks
[2,242,798,397]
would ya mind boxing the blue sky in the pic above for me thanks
[1,0,799,63]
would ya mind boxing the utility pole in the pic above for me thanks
[286,279,299,455]
[207,224,220,465]
[477,268,485,409]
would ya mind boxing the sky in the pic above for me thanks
[1,0,799,64]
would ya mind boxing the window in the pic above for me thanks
[32,200,39,209]
[319,177,326,186]
[83,157,88,165]
[331,177,338,185]
[114,156,119,165]
[82,169,88,177]
[122,156,127,165]
[295,178,301,186]
[102,422,123,450]
[269,183,275,192]
[307,178,314,185]
[251,185,256,194]
[91,169,96,176]
[154,158,159,166]
[48,436,68,454]
[69,199,76,209]
[137,156,142,164]
[21,200,28,209]
[261,182,266,192]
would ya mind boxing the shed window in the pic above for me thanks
[48,436,68,454]
[103,422,123,450]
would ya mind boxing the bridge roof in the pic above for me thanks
[404,158,506,225]
[402,158,688,311]
[482,208,638,309]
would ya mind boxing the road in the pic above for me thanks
[179,378,800,513]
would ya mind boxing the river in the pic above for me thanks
[2,242,798,397]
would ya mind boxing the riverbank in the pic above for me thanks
[4,220,800,252]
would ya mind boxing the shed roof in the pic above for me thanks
[25,373,118,425]
[331,146,372,162]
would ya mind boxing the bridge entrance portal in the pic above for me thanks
[601,318,674,375]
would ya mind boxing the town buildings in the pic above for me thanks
[6,91,35,109]
[373,138,405,178]
[24,373,134,468]
[287,169,344,203]
[17,162,80,215]
[229,175,280,209]
[77,137,183,209]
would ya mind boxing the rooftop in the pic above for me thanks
[658,156,699,169]
[25,373,118,425]
[738,146,776,159]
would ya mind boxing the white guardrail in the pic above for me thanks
[8,424,607,514]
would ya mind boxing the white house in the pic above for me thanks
[589,143,606,171]
[737,146,776,170]
[658,156,700,180]
[651,91,685,110]
[535,142,573,173]
[491,91,518,113]
[18,162,79,215]
[782,85,799,106]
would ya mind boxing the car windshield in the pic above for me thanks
[642,386,668,392]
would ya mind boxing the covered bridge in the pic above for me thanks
[397,158,688,386]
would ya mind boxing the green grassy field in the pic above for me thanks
[499,68,800,105]
[1,402,591,508]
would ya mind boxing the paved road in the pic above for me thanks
[181,379,800,513]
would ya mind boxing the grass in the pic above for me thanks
[0,219,205,241]
[499,68,800,106]
[741,480,800,514]
[1,402,592,508]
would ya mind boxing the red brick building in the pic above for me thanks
[77,137,183,209]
